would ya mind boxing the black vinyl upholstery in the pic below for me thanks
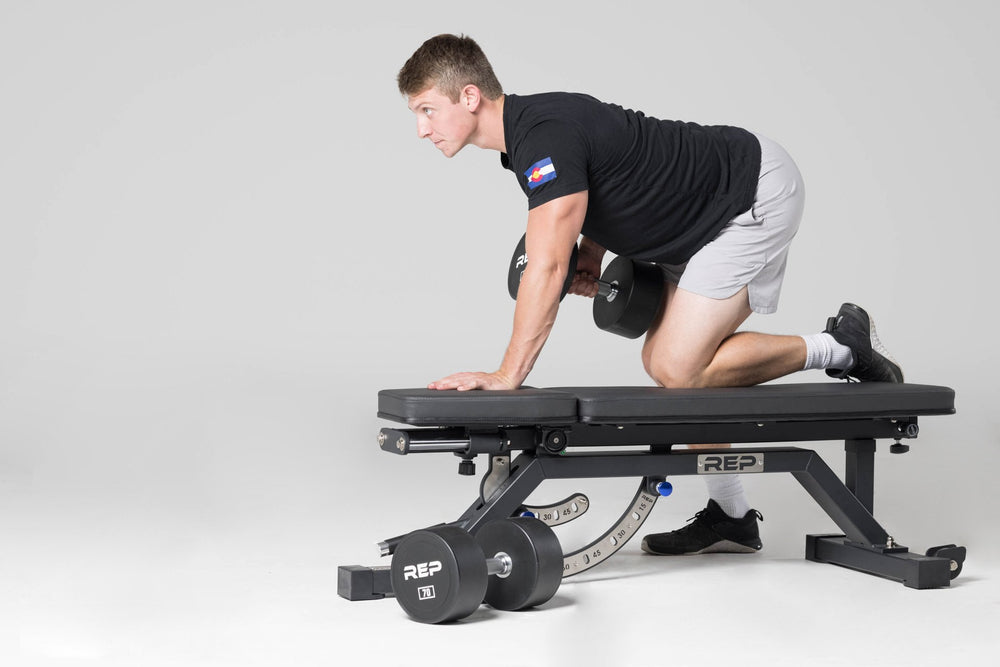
[377,388,578,426]
[561,382,956,424]
[377,382,955,427]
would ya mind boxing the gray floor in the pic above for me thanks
[3,350,993,666]
[3,363,995,666]
[4,487,995,667]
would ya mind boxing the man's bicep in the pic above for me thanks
[524,192,589,269]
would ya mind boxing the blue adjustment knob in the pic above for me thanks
[656,481,673,497]
[520,510,537,518]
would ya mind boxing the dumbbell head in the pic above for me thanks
[390,519,563,623]
[508,233,579,301]
[507,232,665,339]
[476,517,563,611]
[390,526,488,624]
[592,256,665,339]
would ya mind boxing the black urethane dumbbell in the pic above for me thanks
[507,233,665,339]
[507,232,579,303]
[390,518,563,624]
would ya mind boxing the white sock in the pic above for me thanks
[801,332,854,371]
[704,475,751,518]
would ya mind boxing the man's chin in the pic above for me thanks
[438,143,465,158]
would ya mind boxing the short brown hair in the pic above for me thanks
[397,34,503,102]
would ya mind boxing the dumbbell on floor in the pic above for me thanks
[508,233,665,339]
[390,517,563,624]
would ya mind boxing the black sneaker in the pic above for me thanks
[824,303,904,383]
[641,500,763,555]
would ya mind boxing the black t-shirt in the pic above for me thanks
[500,92,761,264]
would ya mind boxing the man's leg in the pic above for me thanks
[639,283,796,555]
[638,286,905,555]
[637,133,902,554]
[641,283,806,389]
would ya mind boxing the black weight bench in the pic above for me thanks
[340,382,965,607]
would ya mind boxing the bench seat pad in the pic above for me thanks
[557,382,956,425]
[377,383,955,427]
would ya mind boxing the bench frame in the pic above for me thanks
[339,386,964,604]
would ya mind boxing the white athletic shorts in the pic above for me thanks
[658,134,805,314]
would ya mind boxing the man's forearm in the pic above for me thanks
[579,235,606,257]
[497,262,566,385]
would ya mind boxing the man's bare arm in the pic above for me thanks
[428,191,589,390]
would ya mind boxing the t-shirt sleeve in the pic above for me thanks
[512,120,590,209]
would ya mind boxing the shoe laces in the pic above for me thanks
[686,508,711,524]
[686,508,764,523]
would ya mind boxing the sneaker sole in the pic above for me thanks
[641,538,761,556]
[827,304,905,383]
[866,315,905,382]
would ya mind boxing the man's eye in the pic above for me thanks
[423,108,433,116]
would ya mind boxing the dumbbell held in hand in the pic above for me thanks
[507,233,665,339]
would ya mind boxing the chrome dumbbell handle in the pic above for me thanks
[594,278,619,303]
[486,552,513,579]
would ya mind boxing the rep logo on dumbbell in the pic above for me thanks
[402,560,442,580]
[507,233,665,339]
[390,517,563,624]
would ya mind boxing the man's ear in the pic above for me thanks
[462,84,482,112]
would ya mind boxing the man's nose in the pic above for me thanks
[416,116,431,139]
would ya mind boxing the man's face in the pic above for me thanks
[406,86,476,158]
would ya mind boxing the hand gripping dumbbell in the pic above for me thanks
[507,233,665,339]
[390,517,563,623]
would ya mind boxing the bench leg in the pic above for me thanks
[806,534,954,589]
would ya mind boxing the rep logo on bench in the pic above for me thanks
[402,560,443,580]
[698,453,764,474]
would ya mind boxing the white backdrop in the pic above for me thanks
[2,1,998,664]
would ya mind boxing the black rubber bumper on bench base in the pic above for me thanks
[806,534,956,589]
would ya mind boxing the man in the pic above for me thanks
[397,34,903,556]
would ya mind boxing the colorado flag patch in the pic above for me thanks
[525,157,557,189]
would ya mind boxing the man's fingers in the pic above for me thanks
[428,371,516,391]
[569,272,599,298]
[428,372,480,391]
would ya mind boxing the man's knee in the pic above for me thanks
[643,347,705,389]
[642,287,752,389]
[653,367,705,389]
[641,341,655,378]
